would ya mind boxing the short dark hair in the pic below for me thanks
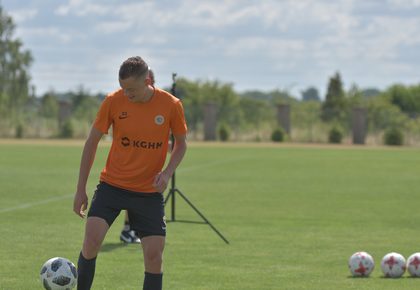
[119,56,149,80]
[149,69,155,85]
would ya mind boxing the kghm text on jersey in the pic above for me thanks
[121,137,163,149]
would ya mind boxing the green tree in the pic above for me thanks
[177,79,243,138]
[0,6,33,122]
[367,97,408,131]
[361,88,381,99]
[321,72,346,122]
[175,78,203,137]
[385,84,420,116]
[301,87,320,102]
[270,89,295,105]
[39,91,59,119]
[291,100,321,142]
[71,86,101,122]
[347,84,365,108]
[213,82,242,128]
[239,97,272,128]
[240,90,272,101]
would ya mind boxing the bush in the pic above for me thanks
[328,125,343,144]
[271,127,285,142]
[218,123,230,142]
[59,120,74,138]
[384,127,404,146]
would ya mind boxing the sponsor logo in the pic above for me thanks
[118,112,128,119]
[154,115,164,125]
[121,137,163,149]
[121,137,130,147]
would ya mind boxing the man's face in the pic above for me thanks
[119,76,149,103]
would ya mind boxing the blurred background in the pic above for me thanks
[0,0,419,145]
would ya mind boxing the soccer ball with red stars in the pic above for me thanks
[348,252,375,277]
[381,252,406,278]
[407,253,420,277]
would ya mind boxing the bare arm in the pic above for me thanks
[73,126,104,218]
[153,134,187,193]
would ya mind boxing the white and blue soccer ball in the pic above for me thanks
[348,251,375,277]
[406,253,420,277]
[40,257,77,290]
[381,252,406,278]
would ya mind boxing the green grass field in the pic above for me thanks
[1,141,420,290]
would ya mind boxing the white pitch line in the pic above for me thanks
[0,157,247,214]
[0,194,73,214]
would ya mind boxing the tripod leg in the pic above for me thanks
[175,189,229,244]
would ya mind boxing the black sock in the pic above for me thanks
[77,252,97,290]
[143,272,163,290]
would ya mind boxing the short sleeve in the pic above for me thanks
[170,100,187,135]
[93,97,113,134]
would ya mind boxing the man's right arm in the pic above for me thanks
[73,126,104,218]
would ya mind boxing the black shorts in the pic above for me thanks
[88,182,166,238]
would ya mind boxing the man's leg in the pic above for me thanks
[78,217,109,290]
[120,210,141,243]
[141,236,165,290]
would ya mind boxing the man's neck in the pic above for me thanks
[138,85,155,103]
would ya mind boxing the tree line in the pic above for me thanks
[1,5,420,144]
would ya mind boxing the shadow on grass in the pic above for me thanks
[100,242,141,253]
[347,275,420,279]
[378,276,419,279]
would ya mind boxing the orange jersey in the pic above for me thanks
[93,87,187,192]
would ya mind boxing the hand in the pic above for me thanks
[153,171,171,193]
[73,191,88,218]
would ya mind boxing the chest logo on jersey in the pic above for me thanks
[154,115,165,125]
[121,137,163,150]
[121,137,130,147]
[118,112,128,119]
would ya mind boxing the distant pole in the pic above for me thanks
[58,100,72,127]
[276,104,291,134]
[352,107,367,144]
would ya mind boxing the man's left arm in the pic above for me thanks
[153,134,187,193]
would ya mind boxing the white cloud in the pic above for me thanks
[55,0,83,16]
[55,0,110,16]
[319,14,420,64]
[94,20,132,34]
[178,1,259,28]
[132,35,168,46]
[7,8,38,24]
[2,0,420,95]
[18,27,73,44]
[113,2,173,28]
[389,0,420,8]
[224,37,305,59]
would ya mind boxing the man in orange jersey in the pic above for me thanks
[73,57,187,290]
[120,68,156,244]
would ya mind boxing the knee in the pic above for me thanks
[83,236,102,259]
[144,249,163,265]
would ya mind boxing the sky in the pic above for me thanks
[1,0,420,98]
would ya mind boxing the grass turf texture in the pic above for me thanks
[0,141,419,290]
